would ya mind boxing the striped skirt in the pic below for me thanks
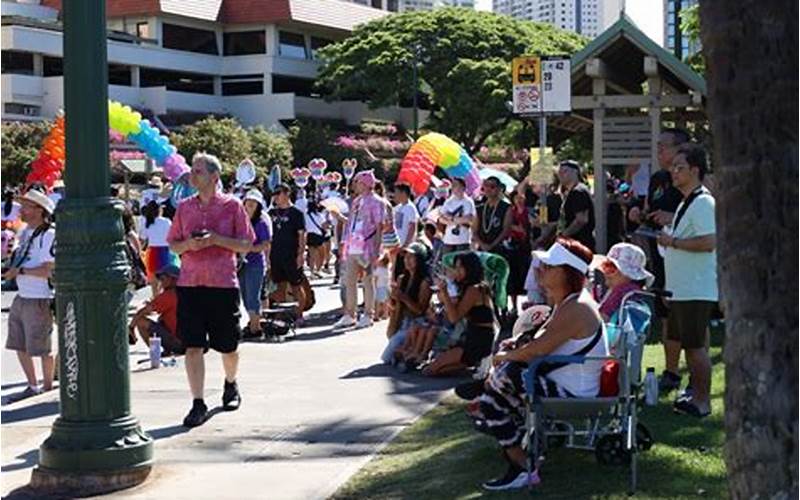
[144,245,179,281]
[477,361,574,448]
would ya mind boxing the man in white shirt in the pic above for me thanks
[393,184,419,278]
[657,143,717,418]
[3,189,56,400]
[438,177,476,254]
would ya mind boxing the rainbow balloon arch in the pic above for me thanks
[27,100,190,190]
[397,132,481,196]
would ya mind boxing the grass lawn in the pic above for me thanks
[334,340,727,499]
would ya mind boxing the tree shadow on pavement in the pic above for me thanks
[1,401,58,423]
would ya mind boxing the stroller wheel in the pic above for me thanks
[636,422,654,451]
[595,435,631,466]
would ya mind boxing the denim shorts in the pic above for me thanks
[239,263,266,313]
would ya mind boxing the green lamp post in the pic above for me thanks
[30,0,153,495]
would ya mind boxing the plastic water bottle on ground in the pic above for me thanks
[149,336,162,369]
[644,367,658,406]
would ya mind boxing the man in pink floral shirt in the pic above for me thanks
[333,170,388,330]
[168,153,255,428]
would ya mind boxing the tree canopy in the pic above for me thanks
[316,8,587,154]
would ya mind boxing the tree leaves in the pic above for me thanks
[316,8,586,153]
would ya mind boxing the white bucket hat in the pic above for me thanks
[21,189,55,215]
[243,189,265,208]
[603,243,654,287]
[532,242,590,274]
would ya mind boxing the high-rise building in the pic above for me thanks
[492,0,621,38]
[348,0,474,12]
[663,0,700,60]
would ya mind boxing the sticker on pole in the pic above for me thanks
[512,56,541,114]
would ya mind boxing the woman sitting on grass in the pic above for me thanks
[380,243,432,365]
[474,238,608,491]
[423,251,495,376]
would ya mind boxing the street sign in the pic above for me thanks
[511,55,571,115]
[512,56,541,114]
[541,57,571,113]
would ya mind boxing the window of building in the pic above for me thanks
[278,31,308,59]
[136,22,150,39]
[162,23,218,55]
[140,68,215,94]
[223,31,266,55]
[272,74,317,97]
[387,0,399,11]
[109,63,132,86]
[310,37,333,60]
[4,102,40,116]
[371,0,382,7]
[222,74,264,95]
[1,50,34,75]
[43,56,62,77]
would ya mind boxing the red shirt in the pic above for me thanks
[150,288,178,338]
[167,192,254,288]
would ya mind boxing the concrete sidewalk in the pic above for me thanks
[1,278,462,499]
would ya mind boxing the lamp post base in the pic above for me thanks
[33,414,154,497]
[30,464,152,498]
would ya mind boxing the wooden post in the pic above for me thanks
[645,57,662,174]
[591,73,607,253]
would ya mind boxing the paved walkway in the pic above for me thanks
[1,277,461,499]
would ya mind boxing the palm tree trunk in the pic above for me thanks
[699,0,798,497]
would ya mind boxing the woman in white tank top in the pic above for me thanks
[474,238,607,492]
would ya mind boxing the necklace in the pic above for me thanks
[481,199,500,235]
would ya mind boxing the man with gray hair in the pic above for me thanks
[168,152,255,427]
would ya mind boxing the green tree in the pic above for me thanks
[248,126,293,180]
[316,8,586,154]
[1,120,53,187]
[287,119,376,175]
[169,116,251,179]
[680,4,705,73]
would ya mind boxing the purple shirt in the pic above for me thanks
[245,218,270,267]
[167,192,255,288]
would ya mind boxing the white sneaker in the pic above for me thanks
[356,314,373,329]
[333,315,356,329]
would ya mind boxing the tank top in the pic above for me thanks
[477,199,510,251]
[541,292,609,397]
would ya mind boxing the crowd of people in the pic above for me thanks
[1,126,719,489]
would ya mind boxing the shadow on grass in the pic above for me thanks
[333,345,728,500]
[333,398,727,500]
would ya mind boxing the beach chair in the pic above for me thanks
[522,290,662,494]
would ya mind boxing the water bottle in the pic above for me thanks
[644,367,658,406]
[149,336,162,369]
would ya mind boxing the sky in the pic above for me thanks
[474,0,664,46]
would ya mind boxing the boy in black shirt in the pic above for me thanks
[268,184,307,314]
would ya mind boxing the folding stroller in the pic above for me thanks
[522,290,658,494]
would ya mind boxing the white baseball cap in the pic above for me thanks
[532,241,590,274]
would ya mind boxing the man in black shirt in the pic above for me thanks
[472,176,512,255]
[268,184,307,314]
[556,160,595,251]
[627,127,690,393]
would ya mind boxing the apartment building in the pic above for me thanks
[1,0,421,130]
[492,0,621,38]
